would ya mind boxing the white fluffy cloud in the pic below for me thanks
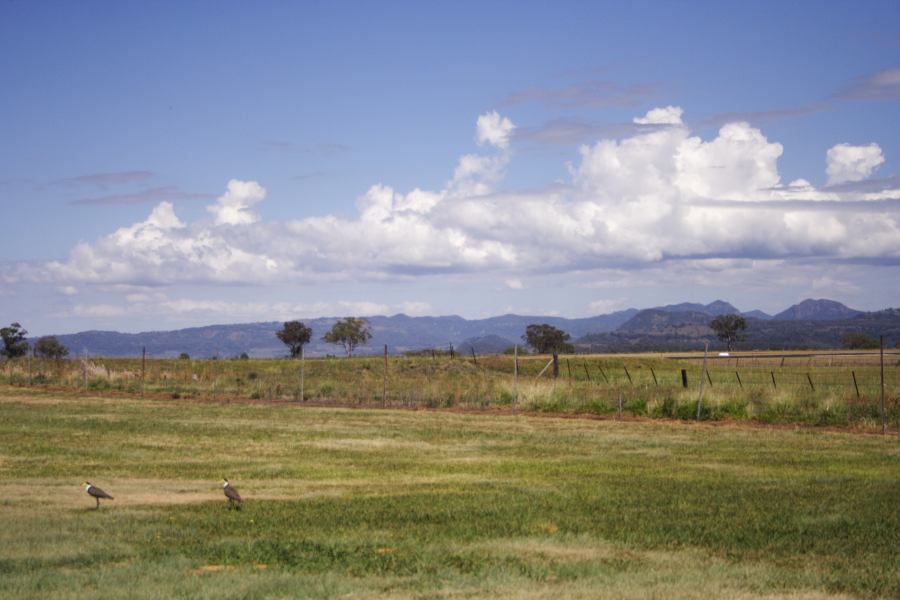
[825,143,884,185]
[7,108,899,292]
[207,179,267,225]
[476,110,515,149]
[633,105,683,125]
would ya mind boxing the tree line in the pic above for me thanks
[1,323,69,359]
[1,313,891,361]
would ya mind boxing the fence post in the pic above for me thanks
[806,373,815,391]
[299,345,305,402]
[623,365,632,385]
[649,366,658,387]
[383,344,388,408]
[735,371,743,389]
[881,336,886,435]
[617,392,623,420]
[681,369,688,388]
[513,345,518,414]
[28,352,32,386]
[770,371,777,389]
[697,342,708,421]
[141,346,146,397]
[851,370,860,398]
[552,353,559,378]
[535,356,555,380]
[582,362,592,382]
[566,358,572,379]
[471,346,478,366]
[598,365,609,384]
[449,343,454,360]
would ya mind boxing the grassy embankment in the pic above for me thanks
[0,386,898,598]
[1,350,897,429]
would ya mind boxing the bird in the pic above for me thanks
[223,478,242,508]
[83,481,113,509]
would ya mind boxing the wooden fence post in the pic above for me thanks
[770,371,777,389]
[681,369,688,388]
[880,336,886,434]
[552,353,559,378]
[623,365,632,385]
[471,346,478,366]
[598,365,609,384]
[806,373,815,391]
[383,344,388,408]
[851,370,860,399]
[299,345,305,402]
[535,357,555,380]
[582,362,592,382]
[649,366,658,387]
[697,342,709,421]
[735,371,743,389]
[513,345,518,414]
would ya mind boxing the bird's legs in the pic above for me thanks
[95,497,100,510]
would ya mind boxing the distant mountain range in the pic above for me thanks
[28,299,899,357]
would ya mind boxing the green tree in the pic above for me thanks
[709,314,747,351]
[323,317,372,358]
[276,321,313,358]
[178,352,190,360]
[522,324,572,354]
[34,336,69,359]
[840,332,879,350]
[0,322,29,359]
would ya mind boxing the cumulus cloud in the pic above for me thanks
[398,301,432,316]
[825,143,885,185]
[6,108,899,294]
[207,179,267,225]
[476,110,515,149]
[633,105,683,125]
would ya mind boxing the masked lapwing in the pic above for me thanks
[223,478,242,508]
[83,481,113,509]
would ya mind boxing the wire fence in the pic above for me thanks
[1,351,897,430]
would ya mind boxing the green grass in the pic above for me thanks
[0,386,898,598]
[1,352,897,429]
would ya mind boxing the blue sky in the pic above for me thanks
[2,0,899,335]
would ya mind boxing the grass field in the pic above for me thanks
[1,386,898,598]
[2,350,897,430]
